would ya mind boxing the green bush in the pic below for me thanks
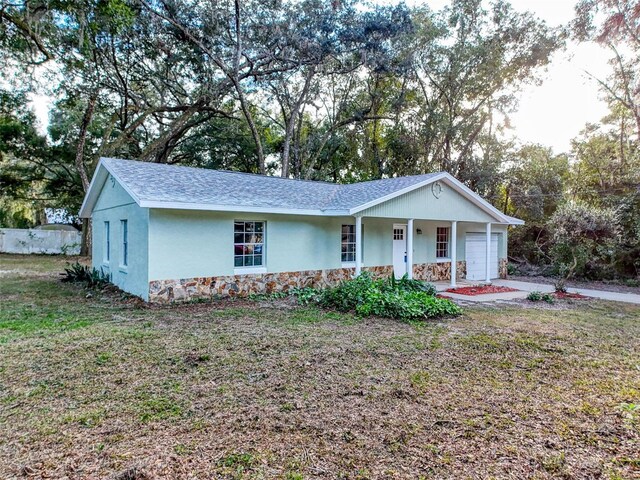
[319,273,460,320]
[61,262,111,288]
[526,291,554,303]
[548,202,619,279]
[289,287,319,305]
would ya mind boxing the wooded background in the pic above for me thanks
[1,0,638,280]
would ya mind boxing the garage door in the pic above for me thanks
[465,233,499,281]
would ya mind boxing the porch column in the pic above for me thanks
[450,221,457,287]
[485,222,492,283]
[407,218,414,279]
[355,216,362,276]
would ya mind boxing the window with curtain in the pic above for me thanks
[341,224,356,262]
[234,221,264,267]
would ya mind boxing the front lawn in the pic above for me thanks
[1,254,639,479]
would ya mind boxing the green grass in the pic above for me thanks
[0,253,639,479]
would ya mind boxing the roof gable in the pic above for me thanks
[93,173,137,211]
[357,177,497,223]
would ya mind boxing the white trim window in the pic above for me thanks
[104,221,110,263]
[436,227,450,259]
[341,225,356,262]
[234,221,264,267]
[121,219,128,267]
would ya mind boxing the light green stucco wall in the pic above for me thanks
[148,210,357,280]
[91,174,149,299]
[359,182,496,223]
[147,210,508,281]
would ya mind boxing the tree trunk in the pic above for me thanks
[281,68,315,178]
[80,218,92,257]
[76,92,98,256]
[232,0,265,174]
[237,92,265,174]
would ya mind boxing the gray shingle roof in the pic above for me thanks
[101,158,442,212]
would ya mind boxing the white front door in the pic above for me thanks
[392,224,407,278]
[465,233,499,281]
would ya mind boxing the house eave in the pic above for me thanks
[138,200,350,217]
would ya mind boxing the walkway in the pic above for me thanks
[433,279,640,305]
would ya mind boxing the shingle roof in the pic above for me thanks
[81,157,520,223]
[101,157,442,212]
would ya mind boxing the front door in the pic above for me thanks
[392,224,407,278]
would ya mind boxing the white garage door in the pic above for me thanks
[465,233,499,281]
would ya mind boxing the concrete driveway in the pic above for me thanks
[435,279,640,304]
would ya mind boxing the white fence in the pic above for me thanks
[0,228,81,255]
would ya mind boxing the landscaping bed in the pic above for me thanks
[553,291,589,300]
[445,284,520,296]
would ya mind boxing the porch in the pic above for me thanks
[351,217,508,287]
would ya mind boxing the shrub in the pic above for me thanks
[527,291,542,301]
[526,291,554,303]
[547,202,619,279]
[319,273,460,320]
[383,274,438,296]
[61,262,111,288]
[289,287,319,305]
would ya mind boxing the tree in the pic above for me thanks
[547,202,620,279]
[574,0,640,138]
[406,0,562,193]
[569,106,640,276]
[503,144,570,222]
[2,0,241,252]
[140,0,413,178]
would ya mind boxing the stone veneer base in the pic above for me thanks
[148,259,506,303]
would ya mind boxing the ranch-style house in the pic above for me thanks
[79,158,523,302]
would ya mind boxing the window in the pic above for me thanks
[234,221,264,267]
[121,220,128,267]
[436,227,450,258]
[393,228,404,240]
[104,221,110,263]
[341,225,356,262]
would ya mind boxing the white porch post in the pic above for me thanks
[485,222,492,283]
[355,216,362,276]
[450,221,457,287]
[407,219,414,279]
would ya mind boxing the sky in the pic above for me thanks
[30,0,613,155]
[496,0,611,153]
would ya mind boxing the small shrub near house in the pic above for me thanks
[318,273,461,320]
[526,291,554,303]
[61,262,111,288]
